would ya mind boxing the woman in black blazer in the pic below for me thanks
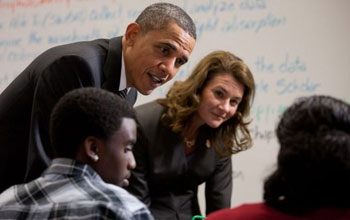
[127,50,255,220]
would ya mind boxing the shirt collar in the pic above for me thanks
[119,52,127,91]
[43,158,101,180]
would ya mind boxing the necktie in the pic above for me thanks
[118,88,128,99]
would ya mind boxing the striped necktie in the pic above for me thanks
[118,88,128,99]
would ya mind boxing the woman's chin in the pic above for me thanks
[207,121,222,128]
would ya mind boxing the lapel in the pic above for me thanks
[187,126,217,179]
[153,123,217,180]
[102,36,123,93]
[150,125,193,182]
[137,102,218,181]
[102,37,138,106]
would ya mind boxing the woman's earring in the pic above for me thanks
[92,154,99,162]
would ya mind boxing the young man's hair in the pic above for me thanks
[50,87,136,158]
[136,2,197,40]
[264,95,350,214]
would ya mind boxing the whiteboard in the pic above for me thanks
[1,0,349,211]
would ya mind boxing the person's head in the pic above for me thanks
[264,95,350,214]
[50,87,137,187]
[159,50,255,155]
[123,2,196,95]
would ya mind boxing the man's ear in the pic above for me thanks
[124,22,141,46]
[82,136,100,163]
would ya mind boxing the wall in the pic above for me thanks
[1,0,349,211]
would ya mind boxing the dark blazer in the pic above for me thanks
[0,37,137,192]
[127,101,232,220]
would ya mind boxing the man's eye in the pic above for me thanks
[160,47,169,55]
[124,146,133,153]
[176,58,185,66]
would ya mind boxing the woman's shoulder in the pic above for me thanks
[135,100,163,112]
[135,101,166,130]
[135,101,165,121]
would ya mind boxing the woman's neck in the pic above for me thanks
[185,114,203,137]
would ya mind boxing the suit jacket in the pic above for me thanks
[0,37,137,192]
[127,101,232,220]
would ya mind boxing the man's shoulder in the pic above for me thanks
[102,182,148,210]
[0,185,16,206]
[0,200,131,220]
[98,183,153,219]
[0,181,153,220]
[43,38,110,59]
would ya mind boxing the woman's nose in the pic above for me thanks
[218,100,230,113]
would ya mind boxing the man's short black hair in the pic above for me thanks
[50,87,136,158]
[136,2,196,40]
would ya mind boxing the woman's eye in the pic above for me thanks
[230,100,239,106]
[214,90,224,98]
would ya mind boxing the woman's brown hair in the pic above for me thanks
[158,50,255,156]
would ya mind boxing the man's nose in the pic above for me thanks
[128,153,136,170]
[159,58,177,80]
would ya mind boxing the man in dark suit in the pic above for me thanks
[0,2,196,193]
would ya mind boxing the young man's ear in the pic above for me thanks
[81,136,100,163]
[124,22,141,46]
